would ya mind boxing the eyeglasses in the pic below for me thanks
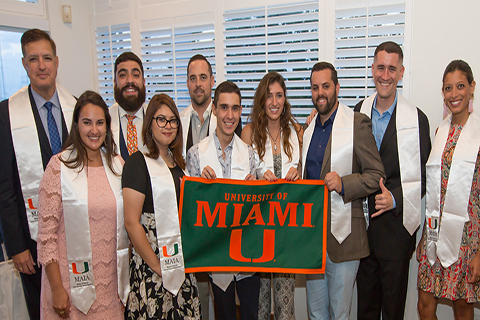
[153,116,180,129]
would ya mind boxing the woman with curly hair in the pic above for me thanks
[241,71,303,319]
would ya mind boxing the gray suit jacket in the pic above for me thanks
[306,111,385,263]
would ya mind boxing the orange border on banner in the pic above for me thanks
[179,176,329,274]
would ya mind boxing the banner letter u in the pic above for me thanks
[229,229,275,263]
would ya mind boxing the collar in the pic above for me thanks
[32,86,61,111]
[373,90,398,116]
[315,107,338,127]
[119,103,144,120]
[191,100,213,120]
[213,130,234,153]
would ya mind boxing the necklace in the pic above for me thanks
[160,149,175,168]
[266,127,281,153]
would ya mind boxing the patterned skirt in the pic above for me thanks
[126,212,201,319]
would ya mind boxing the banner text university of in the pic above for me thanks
[179,177,328,274]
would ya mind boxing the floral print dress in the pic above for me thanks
[126,213,201,319]
[417,124,480,302]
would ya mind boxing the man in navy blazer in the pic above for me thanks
[0,29,75,320]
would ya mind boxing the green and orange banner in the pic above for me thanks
[179,177,328,274]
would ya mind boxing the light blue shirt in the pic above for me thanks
[32,88,63,142]
[371,91,398,208]
[371,92,397,150]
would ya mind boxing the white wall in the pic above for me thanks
[46,0,96,97]
[0,0,95,97]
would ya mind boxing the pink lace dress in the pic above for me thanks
[37,156,125,319]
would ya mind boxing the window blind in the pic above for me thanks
[95,23,131,105]
[140,23,215,110]
[335,1,405,107]
[224,1,319,123]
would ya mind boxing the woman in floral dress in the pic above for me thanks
[123,94,200,320]
[417,60,479,319]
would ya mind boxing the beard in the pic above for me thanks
[190,87,211,107]
[114,82,146,112]
[313,93,337,116]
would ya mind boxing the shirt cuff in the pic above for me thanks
[390,191,396,209]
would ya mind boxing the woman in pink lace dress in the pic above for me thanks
[37,91,128,319]
[417,60,479,319]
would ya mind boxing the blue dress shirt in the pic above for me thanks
[32,88,63,142]
[306,108,338,180]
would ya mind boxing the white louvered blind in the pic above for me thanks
[140,23,215,110]
[224,1,319,123]
[95,24,131,105]
[335,1,405,107]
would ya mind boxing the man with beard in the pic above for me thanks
[110,52,147,160]
[354,41,431,320]
[0,29,76,320]
[180,54,242,158]
[302,62,384,320]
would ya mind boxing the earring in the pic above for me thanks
[469,94,474,113]
[282,107,286,115]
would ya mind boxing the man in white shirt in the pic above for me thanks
[110,52,148,160]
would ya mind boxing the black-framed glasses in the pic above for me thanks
[153,116,180,129]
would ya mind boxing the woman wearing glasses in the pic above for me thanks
[122,94,200,319]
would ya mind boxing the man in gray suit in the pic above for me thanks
[302,61,384,320]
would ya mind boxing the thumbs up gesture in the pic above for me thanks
[372,177,393,218]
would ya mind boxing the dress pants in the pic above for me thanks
[210,274,260,320]
[356,251,410,320]
[306,253,359,320]
[196,272,211,320]
[20,267,41,320]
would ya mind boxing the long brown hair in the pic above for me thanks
[60,90,119,175]
[142,94,186,170]
[249,71,299,162]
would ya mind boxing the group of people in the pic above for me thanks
[0,27,478,320]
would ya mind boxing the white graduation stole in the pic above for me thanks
[198,133,250,180]
[180,102,217,157]
[360,93,422,235]
[9,85,74,241]
[425,111,480,267]
[109,102,148,154]
[198,133,250,291]
[143,154,186,296]
[256,124,300,179]
[302,103,354,244]
[61,149,128,313]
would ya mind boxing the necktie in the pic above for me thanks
[125,114,138,155]
[44,101,62,154]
